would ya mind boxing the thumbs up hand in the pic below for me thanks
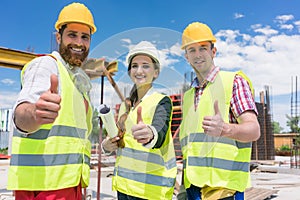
[49,73,59,94]
[131,107,154,145]
[35,74,61,125]
[202,100,224,137]
[136,106,143,124]
[102,136,120,152]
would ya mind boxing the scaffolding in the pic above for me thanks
[251,86,275,160]
[290,76,300,130]
[290,76,300,168]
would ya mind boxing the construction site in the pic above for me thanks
[1,47,300,200]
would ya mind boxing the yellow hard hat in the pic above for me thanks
[181,22,216,49]
[55,2,97,34]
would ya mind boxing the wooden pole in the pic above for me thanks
[102,66,125,102]
[96,76,104,200]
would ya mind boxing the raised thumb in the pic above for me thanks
[136,106,143,124]
[50,74,59,94]
[214,100,220,115]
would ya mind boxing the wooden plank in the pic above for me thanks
[245,187,278,200]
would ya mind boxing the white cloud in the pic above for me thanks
[251,24,262,29]
[169,42,182,57]
[294,20,300,32]
[275,14,294,23]
[252,25,278,35]
[275,15,295,31]
[279,24,294,30]
[1,78,15,85]
[234,13,245,19]
[159,48,181,69]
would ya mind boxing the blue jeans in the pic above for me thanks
[186,185,244,200]
[117,191,146,200]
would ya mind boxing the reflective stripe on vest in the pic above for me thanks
[114,166,175,187]
[7,54,93,191]
[112,92,177,200]
[116,147,177,171]
[13,125,87,139]
[10,153,90,166]
[180,71,253,192]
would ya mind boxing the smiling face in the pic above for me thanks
[185,41,216,77]
[129,55,159,87]
[56,23,91,66]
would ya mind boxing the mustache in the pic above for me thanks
[69,44,87,52]
[59,43,89,66]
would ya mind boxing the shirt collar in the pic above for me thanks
[191,66,220,88]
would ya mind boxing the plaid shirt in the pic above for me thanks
[191,67,257,123]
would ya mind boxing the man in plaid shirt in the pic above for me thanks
[179,22,261,200]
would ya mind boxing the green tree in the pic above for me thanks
[294,135,300,147]
[90,108,109,144]
[272,121,283,133]
[286,115,300,133]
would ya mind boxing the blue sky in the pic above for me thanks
[1,0,300,132]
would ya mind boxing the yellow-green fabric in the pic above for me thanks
[7,55,93,191]
[112,92,177,200]
[180,71,253,192]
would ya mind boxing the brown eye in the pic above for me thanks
[199,47,207,51]
[131,64,138,69]
[142,65,150,69]
[68,33,76,38]
[188,48,195,53]
[82,34,90,41]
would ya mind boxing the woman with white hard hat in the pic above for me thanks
[102,41,177,200]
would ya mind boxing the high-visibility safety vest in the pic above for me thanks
[112,92,177,200]
[7,55,93,191]
[180,71,254,192]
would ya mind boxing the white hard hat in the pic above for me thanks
[126,41,160,72]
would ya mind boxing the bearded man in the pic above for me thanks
[7,3,97,200]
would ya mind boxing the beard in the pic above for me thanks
[59,43,89,67]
